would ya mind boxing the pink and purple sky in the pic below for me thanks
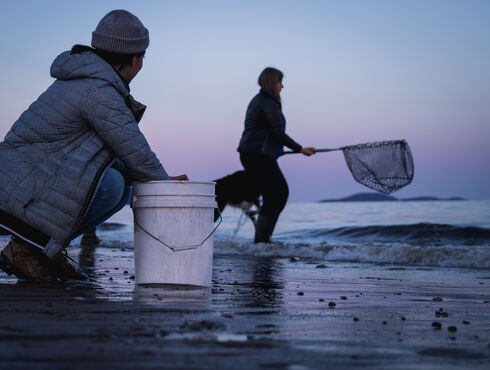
[1,0,489,201]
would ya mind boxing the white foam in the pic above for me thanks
[214,239,490,269]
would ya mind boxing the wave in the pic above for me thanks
[213,240,490,269]
[211,223,490,269]
[283,223,490,246]
[20,222,486,270]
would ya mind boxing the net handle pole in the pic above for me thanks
[282,147,340,155]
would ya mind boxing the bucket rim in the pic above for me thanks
[133,180,216,185]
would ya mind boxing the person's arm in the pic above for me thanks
[262,99,302,152]
[83,85,170,182]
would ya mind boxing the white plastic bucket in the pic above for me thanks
[132,181,218,286]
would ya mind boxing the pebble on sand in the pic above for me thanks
[353,317,359,322]
[328,302,336,308]
[315,264,328,269]
[432,321,442,329]
[297,292,304,296]
[340,296,347,300]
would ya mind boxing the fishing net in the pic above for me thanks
[341,140,414,194]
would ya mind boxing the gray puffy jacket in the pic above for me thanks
[0,50,169,258]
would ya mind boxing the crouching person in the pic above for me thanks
[0,10,187,282]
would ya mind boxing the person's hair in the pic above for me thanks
[70,44,145,72]
[258,67,284,102]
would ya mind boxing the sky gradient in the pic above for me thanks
[1,0,489,201]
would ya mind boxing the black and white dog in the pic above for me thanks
[213,170,261,227]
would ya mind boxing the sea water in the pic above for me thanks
[74,199,490,270]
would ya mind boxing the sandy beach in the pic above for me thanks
[0,242,488,370]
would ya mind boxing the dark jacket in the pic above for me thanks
[0,50,169,258]
[237,89,302,158]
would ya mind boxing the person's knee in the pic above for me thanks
[100,168,125,209]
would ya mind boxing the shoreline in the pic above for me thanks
[0,245,489,369]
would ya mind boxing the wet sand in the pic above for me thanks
[0,242,489,369]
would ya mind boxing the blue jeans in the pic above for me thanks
[72,167,132,239]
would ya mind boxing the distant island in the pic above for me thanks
[319,192,466,202]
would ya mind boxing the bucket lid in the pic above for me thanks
[133,181,216,196]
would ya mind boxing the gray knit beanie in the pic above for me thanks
[91,9,149,54]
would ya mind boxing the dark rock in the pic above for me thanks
[448,326,457,332]
[340,296,347,300]
[441,312,449,317]
[462,320,470,325]
[382,321,387,325]
[297,292,304,296]
[432,321,442,329]
[315,264,328,269]
[328,302,336,307]
[319,298,325,302]
[180,320,225,331]
[400,316,406,321]
[353,317,359,322]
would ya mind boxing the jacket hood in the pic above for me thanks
[50,50,128,96]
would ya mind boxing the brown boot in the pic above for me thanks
[53,249,86,281]
[0,238,58,283]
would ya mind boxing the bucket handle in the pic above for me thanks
[135,209,222,252]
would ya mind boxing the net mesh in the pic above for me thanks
[341,140,414,194]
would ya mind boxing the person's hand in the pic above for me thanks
[300,147,315,156]
[170,174,189,181]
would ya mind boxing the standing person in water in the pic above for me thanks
[237,67,315,243]
[0,9,187,283]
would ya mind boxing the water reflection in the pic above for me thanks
[213,256,285,310]
[78,229,100,271]
[132,284,211,309]
[248,258,283,308]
